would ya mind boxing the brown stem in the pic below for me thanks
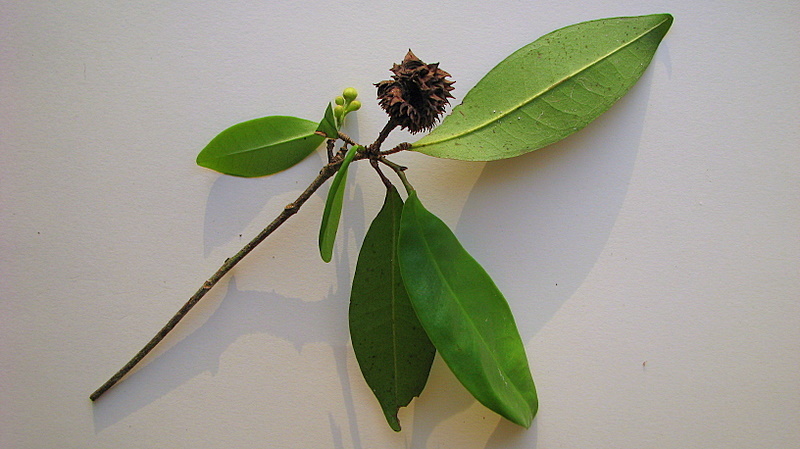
[90,161,342,401]
[368,118,399,152]
[337,131,357,146]
[325,138,335,162]
[370,159,393,189]
[380,142,411,156]
[378,157,414,194]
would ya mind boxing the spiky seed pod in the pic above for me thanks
[375,50,455,133]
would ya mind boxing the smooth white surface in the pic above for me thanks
[2,1,799,448]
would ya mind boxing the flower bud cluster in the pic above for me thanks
[334,87,361,126]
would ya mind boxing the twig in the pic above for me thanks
[370,159,393,189]
[338,131,357,146]
[90,160,344,401]
[368,118,399,152]
[380,142,411,156]
[379,157,414,193]
[325,138,335,162]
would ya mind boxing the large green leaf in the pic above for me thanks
[398,192,537,427]
[349,185,436,431]
[196,116,324,177]
[318,145,358,263]
[412,14,673,161]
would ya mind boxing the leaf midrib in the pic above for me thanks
[413,202,528,411]
[219,130,317,158]
[390,194,401,405]
[413,15,670,149]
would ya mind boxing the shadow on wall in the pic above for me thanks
[92,278,345,431]
[201,153,326,257]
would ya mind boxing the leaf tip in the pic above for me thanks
[318,233,333,263]
[655,12,674,28]
[384,411,402,432]
[320,249,332,263]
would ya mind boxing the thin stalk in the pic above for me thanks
[368,118,399,152]
[379,157,414,194]
[90,158,344,401]
[325,138,335,163]
[338,131,357,147]
[370,159,393,189]
[380,142,411,157]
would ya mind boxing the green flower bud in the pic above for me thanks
[334,96,345,106]
[342,87,358,102]
[346,100,361,113]
[334,105,345,119]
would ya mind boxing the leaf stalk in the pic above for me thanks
[379,158,414,194]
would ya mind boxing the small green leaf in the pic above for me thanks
[316,103,339,139]
[196,116,324,177]
[398,192,537,427]
[350,185,436,431]
[412,14,673,161]
[318,145,359,263]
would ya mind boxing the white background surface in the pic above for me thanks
[2,1,799,448]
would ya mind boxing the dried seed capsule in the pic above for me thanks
[375,50,455,133]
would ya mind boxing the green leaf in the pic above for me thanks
[398,192,537,427]
[349,185,436,431]
[315,103,339,139]
[318,145,359,263]
[196,116,324,177]
[412,14,673,161]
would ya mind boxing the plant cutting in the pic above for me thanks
[91,13,673,431]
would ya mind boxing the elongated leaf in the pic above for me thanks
[318,145,358,263]
[350,185,436,431]
[315,103,339,139]
[196,116,324,177]
[412,14,673,161]
[398,192,537,427]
